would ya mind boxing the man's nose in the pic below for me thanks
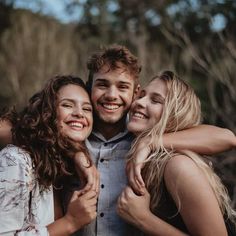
[104,86,118,100]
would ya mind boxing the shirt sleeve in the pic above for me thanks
[0,146,49,236]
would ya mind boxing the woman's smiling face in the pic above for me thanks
[127,79,167,135]
[56,84,93,142]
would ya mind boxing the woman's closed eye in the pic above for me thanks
[83,106,92,112]
[61,103,73,108]
[151,96,165,104]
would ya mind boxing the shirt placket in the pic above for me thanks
[97,142,111,236]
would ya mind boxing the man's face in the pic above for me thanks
[91,66,137,125]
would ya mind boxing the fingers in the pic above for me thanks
[126,162,145,196]
[134,164,145,193]
[95,170,100,195]
[81,171,93,193]
[80,189,97,200]
[70,189,84,201]
[80,166,100,195]
[126,142,151,195]
[123,186,135,198]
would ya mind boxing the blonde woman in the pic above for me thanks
[117,71,236,235]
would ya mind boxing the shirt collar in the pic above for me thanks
[90,128,130,143]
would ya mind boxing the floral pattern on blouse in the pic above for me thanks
[0,145,54,236]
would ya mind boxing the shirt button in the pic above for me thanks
[101,184,104,188]
[100,158,104,163]
[100,212,104,217]
[104,143,107,146]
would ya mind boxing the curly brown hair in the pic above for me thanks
[0,106,18,124]
[86,44,141,93]
[13,75,91,190]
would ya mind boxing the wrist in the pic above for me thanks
[47,215,80,236]
[138,211,155,232]
[63,214,81,234]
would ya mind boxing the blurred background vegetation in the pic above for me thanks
[0,0,235,206]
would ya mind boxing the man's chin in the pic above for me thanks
[99,116,123,124]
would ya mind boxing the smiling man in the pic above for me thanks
[75,45,141,236]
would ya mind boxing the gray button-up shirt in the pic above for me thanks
[76,129,134,236]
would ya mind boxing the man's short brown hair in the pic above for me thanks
[86,45,141,93]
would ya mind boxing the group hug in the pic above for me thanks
[0,45,236,236]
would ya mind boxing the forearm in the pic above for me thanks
[136,211,188,236]
[163,125,236,155]
[47,216,79,236]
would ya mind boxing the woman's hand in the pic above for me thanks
[48,189,98,235]
[74,152,100,194]
[117,186,151,227]
[65,189,98,232]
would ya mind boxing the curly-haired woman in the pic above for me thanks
[0,75,98,235]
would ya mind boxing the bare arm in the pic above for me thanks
[163,125,236,155]
[127,124,236,195]
[0,119,13,148]
[119,155,228,236]
[164,155,228,236]
[117,186,188,236]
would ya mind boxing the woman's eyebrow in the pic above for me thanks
[59,98,92,106]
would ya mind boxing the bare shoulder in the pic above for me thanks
[164,154,199,178]
[164,154,205,191]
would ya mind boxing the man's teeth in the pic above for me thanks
[133,112,146,119]
[69,122,84,128]
[102,104,120,110]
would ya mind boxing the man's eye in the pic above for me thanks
[97,83,107,87]
[119,86,129,90]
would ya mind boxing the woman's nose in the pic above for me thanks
[135,96,147,108]
[72,107,84,118]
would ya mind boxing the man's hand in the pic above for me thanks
[126,140,151,195]
[74,152,100,194]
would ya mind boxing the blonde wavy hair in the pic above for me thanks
[127,70,236,222]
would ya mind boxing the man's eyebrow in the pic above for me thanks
[94,78,108,83]
[118,81,132,86]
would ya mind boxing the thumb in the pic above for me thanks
[70,190,84,201]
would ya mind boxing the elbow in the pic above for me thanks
[221,128,236,149]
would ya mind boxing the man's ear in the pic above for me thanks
[133,84,141,100]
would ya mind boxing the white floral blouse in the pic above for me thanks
[0,145,54,236]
